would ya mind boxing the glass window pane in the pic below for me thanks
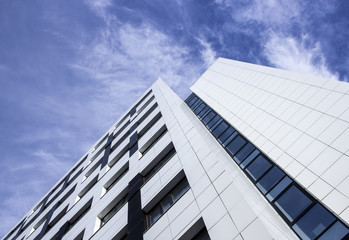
[266,176,292,201]
[161,195,172,213]
[187,96,198,107]
[212,121,229,138]
[222,131,238,147]
[218,127,235,144]
[194,103,206,115]
[171,179,190,202]
[245,155,272,181]
[293,203,336,240]
[240,149,260,168]
[318,221,349,240]
[198,106,210,119]
[191,99,202,110]
[256,166,285,194]
[275,185,313,222]
[202,111,216,125]
[233,143,255,164]
[148,205,162,226]
[185,94,195,104]
[226,135,246,156]
[207,115,221,130]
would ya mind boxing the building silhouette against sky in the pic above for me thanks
[2,58,349,240]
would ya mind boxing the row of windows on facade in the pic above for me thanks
[11,138,177,240]
[186,93,349,240]
[39,163,197,239]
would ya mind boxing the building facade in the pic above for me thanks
[2,58,349,240]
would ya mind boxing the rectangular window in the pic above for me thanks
[240,149,260,168]
[217,127,235,144]
[245,155,272,181]
[293,203,336,240]
[185,94,349,240]
[266,176,292,202]
[225,135,246,156]
[145,178,190,228]
[212,121,229,138]
[194,102,206,115]
[202,111,216,125]
[105,165,129,193]
[274,185,313,222]
[207,115,222,131]
[143,147,176,183]
[98,191,128,229]
[139,126,167,157]
[64,198,93,234]
[100,197,127,227]
[197,105,210,119]
[233,142,255,164]
[256,166,285,195]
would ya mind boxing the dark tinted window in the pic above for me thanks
[187,96,197,106]
[218,127,235,144]
[233,142,255,164]
[207,116,222,131]
[212,121,229,138]
[266,176,292,202]
[222,131,238,147]
[194,103,206,114]
[245,155,272,181]
[226,135,246,156]
[293,203,336,240]
[275,185,312,222]
[256,166,285,194]
[191,99,202,110]
[198,106,210,119]
[240,149,260,168]
[202,111,216,125]
[318,221,349,240]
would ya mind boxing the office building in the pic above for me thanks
[2,58,349,240]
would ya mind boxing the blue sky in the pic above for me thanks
[0,0,348,236]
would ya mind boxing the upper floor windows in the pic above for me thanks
[145,178,190,228]
[185,93,349,240]
[142,146,176,184]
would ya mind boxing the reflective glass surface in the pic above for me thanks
[293,203,336,240]
[226,135,246,156]
[233,142,255,164]
[198,105,210,119]
[275,185,312,222]
[191,99,202,110]
[185,93,349,239]
[318,221,349,240]
[194,103,206,114]
[256,166,285,194]
[245,155,272,181]
[218,127,235,144]
[212,121,229,138]
[240,149,260,168]
[293,204,335,239]
[266,176,292,202]
[187,96,198,107]
[222,131,238,147]
[202,111,216,125]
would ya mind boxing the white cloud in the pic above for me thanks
[196,37,217,68]
[264,33,339,80]
[72,7,205,100]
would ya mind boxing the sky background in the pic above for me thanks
[0,0,348,236]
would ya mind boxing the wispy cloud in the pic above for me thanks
[215,0,341,80]
[196,37,217,68]
[264,33,340,80]
[72,3,206,99]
